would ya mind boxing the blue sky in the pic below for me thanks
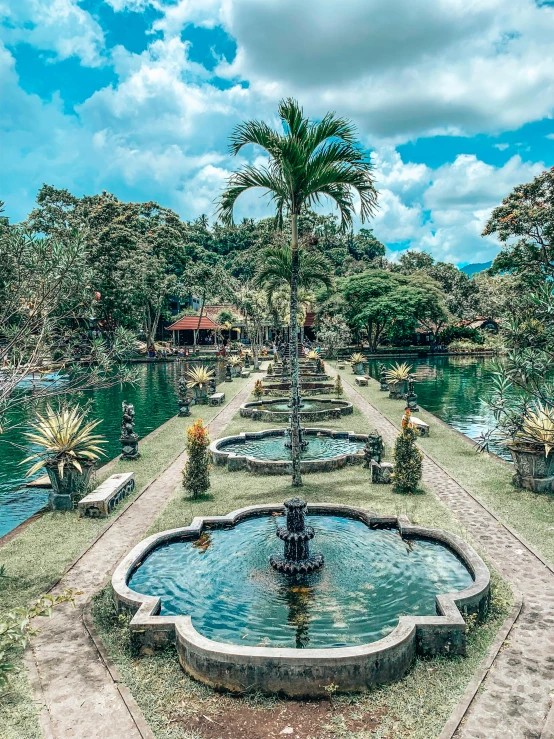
[2,0,554,265]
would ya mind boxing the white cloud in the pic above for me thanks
[0,0,105,66]
[494,143,509,150]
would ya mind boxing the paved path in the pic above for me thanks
[27,376,258,739]
[336,370,554,739]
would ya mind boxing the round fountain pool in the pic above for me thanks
[112,504,490,697]
[240,397,353,422]
[128,514,473,649]
[210,428,366,473]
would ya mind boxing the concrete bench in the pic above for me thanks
[410,416,429,437]
[240,369,251,378]
[355,376,369,386]
[338,363,346,370]
[78,472,135,518]
[209,392,225,406]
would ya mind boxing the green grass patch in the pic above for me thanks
[91,391,513,739]
[0,374,251,739]
[333,365,554,567]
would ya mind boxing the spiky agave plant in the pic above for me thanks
[350,352,365,365]
[21,405,106,478]
[305,350,319,360]
[185,365,215,390]
[227,356,243,367]
[514,402,554,456]
[385,362,413,384]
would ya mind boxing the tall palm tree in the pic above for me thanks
[256,245,333,303]
[218,98,378,486]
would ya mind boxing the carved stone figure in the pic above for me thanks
[120,401,140,459]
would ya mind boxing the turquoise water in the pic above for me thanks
[220,434,365,461]
[0,362,218,539]
[366,356,509,459]
[128,514,473,648]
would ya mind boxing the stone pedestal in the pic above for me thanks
[512,473,554,493]
[371,461,393,484]
[410,416,429,437]
[405,392,419,412]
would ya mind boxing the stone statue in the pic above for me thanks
[177,377,192,416]
[405,375,419,412]
[363,430,392,484]
[225,363,232,382]
[208,377,217,395]
[379,364,388,392]
[120,401,140,460]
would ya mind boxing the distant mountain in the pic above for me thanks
[461,261,492,276]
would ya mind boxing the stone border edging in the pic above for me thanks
[210,428,366,474]
[437,589,524,739]
[82,600,156,739]
[340,371,554,580]
[111,503,490,698]
[239,397,354,422]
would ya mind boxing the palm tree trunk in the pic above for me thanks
[289,214,302,486]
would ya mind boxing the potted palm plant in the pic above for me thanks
[227,355,243,377]
[350,352,366,375]
[22,405,106,510]
[386,362,413,399]
[507,403,554,492]
[185,365,215,404]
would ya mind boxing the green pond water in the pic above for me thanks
[220,434,365,461]
[366,355,508,458]
[128,514,473,648]
[0,362,220,539]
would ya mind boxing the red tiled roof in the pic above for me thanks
[304,312,316,327]
[167,316,219,331]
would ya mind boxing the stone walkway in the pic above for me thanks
[27,375,259,739]
[336,370,554,739]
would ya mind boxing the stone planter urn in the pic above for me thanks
[388,381,407,400]
[352,362,364,375]
[509,445,554,493]
[190,386,209,404]
[45,460,95,511]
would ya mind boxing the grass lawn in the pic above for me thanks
[332,365,554,568]
[91,390,513,739]
[0,374,251,739]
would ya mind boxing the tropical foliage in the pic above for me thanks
[385,362,413,384]
[218,98,377,486]
[185,366,215,390]
[1,590,80,687]
[182,419,211,498]
[393,411,423,494]
[21,405,106,478]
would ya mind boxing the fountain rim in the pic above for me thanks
[112,502,490,666]
[240,396,354,419]
[209,427,367,472]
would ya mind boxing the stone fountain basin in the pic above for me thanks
[262,380,335,395]
[263,373,329,382]
[240,397,353,423]
[210,428,366,474]
[111,503,490,698]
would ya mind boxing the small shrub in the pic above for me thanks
[267,362,273,375]
[182,419,211,498]
[253,379,264,400]
[334,374,344,398]
[392,410,423,494]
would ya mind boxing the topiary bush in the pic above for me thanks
[253,379,264,400]
[334,374,344,398]
[182,419,211,498]
[392,410,423,494]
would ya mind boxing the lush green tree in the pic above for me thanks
[0,226,136,431]
[218,98,377,486]
[341,270,448,351]
[394,250,479,319]
[484,167,554,282]
[182,419,211,498]
[317,315,352,357]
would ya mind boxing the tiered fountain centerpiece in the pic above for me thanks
[270,498,324,574]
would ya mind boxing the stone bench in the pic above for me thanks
[338,364,346,370]
[209,392,225,406]
[240,369,251,378]
[410,416,429,436]
[355,376,369,386]
[78,472,135,518]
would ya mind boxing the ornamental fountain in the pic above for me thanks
[270,498,324,574]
